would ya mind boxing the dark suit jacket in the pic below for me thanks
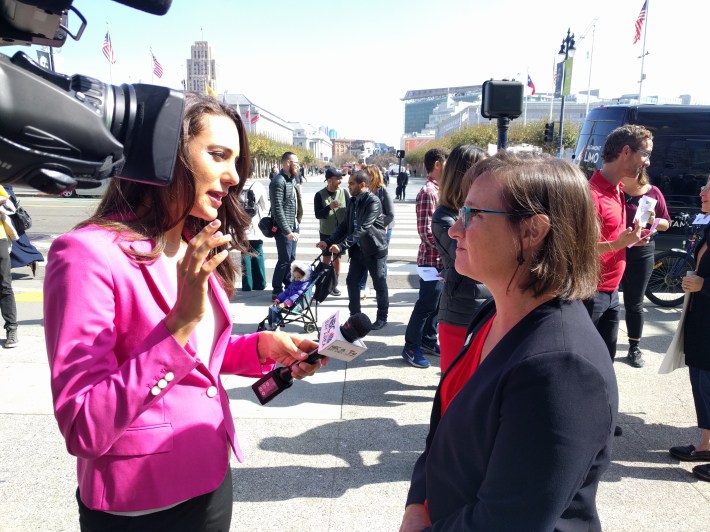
[684,224,710,369]
[406,298,618,531]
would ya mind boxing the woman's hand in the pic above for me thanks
[682,274,704,293]
[257,331,325,379]
[399,504,431,532]
[164,219,231,345]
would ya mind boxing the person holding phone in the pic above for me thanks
[44,93,322,530]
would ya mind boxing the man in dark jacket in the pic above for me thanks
[269,152,300,300]
[317,170,389,330]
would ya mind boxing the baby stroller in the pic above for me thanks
[256,253,338,335]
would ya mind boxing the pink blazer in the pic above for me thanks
[44,225,275,512]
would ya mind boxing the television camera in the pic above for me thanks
[0,0,183,195]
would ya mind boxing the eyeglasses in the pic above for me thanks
[458,206,512,229]
[634,147,652,159]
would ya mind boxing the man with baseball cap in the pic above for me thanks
[314,168,351,296]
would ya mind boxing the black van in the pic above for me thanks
[574,105,710,251]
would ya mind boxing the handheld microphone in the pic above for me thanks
[252,313,372,405]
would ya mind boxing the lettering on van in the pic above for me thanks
[583,144,601,166]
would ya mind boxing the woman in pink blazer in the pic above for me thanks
[44,93,322,531]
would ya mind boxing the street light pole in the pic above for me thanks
[557,28,576,158]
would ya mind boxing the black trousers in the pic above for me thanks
[584,290,620,360]
[346,246,388,322]
[77,468,233,532]
[621,242,655,340]
[0,238,17,331]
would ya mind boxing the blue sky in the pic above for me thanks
[2,0,706,146]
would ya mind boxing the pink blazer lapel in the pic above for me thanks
[130,240,177,315]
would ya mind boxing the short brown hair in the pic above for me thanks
[468,152,600,300]
[602,125,653,163]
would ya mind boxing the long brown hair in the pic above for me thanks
[365,165,384,192]
[78,92,252,295]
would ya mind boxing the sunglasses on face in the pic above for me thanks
[458,206,514,229]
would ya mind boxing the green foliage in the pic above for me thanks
[403,119,581,163]
[246,133,320,177]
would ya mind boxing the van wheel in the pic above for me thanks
[60,189,77,198]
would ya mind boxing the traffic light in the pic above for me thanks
[544,122,555,143]
[396,150,405,159]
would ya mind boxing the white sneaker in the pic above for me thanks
[360,288,367,300]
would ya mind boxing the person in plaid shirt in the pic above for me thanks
[402,148,450,368]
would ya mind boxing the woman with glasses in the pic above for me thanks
[400,152,618,531]
[431,145,489,372]
[620,167,669,368]
[669,176,710,482]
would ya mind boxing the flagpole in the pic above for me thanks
[523,70,529,127]
[638,0,649,103]
[549,53,555,122]
[106,22,113,84]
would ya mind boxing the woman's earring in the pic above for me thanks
[517,254,525,265]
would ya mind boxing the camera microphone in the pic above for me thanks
[252,313,372,405]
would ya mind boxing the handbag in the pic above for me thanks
[12,201,32,232]
[658,292,690,374]
[258,208,276,238]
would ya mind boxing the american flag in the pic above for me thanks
[250,112,260,125]
[633,0,647,45]
[102,32,116,64]
[151,53,163,78]
[245,108,250,122]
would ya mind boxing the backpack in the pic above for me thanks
[240,184,257,218]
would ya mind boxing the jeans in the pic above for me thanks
[242,239,266,291]
[360,229,392,290]
[272,229,298,293]
[0,239,17,331]
[621,242,655,340]
[346,246,388,322]
[690,366,710,430]
[404,277,443,350]
[584,290,620,360]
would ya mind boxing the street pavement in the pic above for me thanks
[1,178,709,530]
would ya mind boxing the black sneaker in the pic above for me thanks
[371,319,387,330]
[271,291,280,302]
[331,288,341,296]
[614,425,623,437]
[4,329,18,349]
[628,346,645,368]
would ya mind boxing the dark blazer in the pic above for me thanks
[406,298,618,531]
[684,224,710,369]
[326,191,388,258]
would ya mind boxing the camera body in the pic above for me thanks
[0,0,181,194]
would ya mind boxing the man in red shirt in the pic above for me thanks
[586,125,651,434]
[402,148,449,368]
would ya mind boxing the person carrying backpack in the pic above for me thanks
[241,174,269,291]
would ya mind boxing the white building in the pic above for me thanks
[186,41,216,96]
[222,93,293,144]
[289,122,334,162]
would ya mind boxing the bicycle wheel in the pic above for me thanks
[645,251,691,307]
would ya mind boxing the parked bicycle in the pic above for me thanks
[645,213,704,307]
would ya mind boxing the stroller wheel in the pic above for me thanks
[304,323,317,334]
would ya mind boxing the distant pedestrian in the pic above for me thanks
[396,170,409,200]
[401,147,449,368]
[269,165,279,181]
[269,152,300,300]
[241,174,269,291]
[0,184,18,348]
